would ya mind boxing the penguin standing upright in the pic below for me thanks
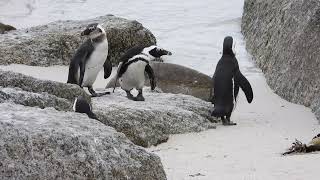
[67,23,112,97]
[210,36,253,125]
[115,45,172,101]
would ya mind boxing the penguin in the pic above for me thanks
[67,23,112,97]
[73,96,98,120]
[115,45,172,101]
[210,36,253,125]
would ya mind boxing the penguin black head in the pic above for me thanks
[81,23,106,39]
[143,45,173,58]
[73,96,98,120]
[222,36,235,56]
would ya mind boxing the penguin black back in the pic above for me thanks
[211,36,253,125]
[73,96,98,120]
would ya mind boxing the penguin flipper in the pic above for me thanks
[145,64,156,90]
[234,70,253,103]
[209,74,215,103]
[103,58,112,79]
[79,60,86,87]
[112,62,124,92]
[233,82,240,102]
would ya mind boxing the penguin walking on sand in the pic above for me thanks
[73,96,98,120]
[67,23,112,97]
[115,45,172,101]
[210,36,253,125]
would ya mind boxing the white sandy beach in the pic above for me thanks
[1,0,319,179]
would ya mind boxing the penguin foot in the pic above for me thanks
[222,121,237,126]
[126,90,136,100]
[134,95,145,101]
[91,92,110,97]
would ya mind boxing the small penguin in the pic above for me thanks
[67,23,112,97]
[73,96,98,120]
[115,45,172,101]
[210,36,253,125]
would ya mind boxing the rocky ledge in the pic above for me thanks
[93,88,216,147]
[0,15,156,66]
[241,0,320,120]
[0,103,166,180]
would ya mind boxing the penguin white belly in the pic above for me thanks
[119,61,147,90]
[81,40,108,87]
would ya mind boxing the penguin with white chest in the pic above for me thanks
[67,23,112,97]
[115,45,172,101]
[210,36,253,125]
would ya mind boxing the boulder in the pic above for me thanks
[92,88,217,147]
[0,15,156,66]
[0,87,72,111]
[241,0,320,121]
[106,62,213,101]
[0,22,16,34]
[0,103,166,180]
[0,70,90,103]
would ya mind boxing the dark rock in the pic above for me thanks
[0,15,156,66]
[93,88,217,147]
[0,103,166,180]
[0,22,16,34]
[242,0,320,121]
[106,62,213,101]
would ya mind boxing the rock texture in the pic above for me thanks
[242,0,320,120]
[0,70,90,103]
[0,15,156,66]
[106,62,213,101]
[0,103,166,180]
[93,88,217,147]
[0,22,16,34]
[0,87,72,111]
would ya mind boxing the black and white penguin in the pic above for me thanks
[67,23,112,97]
[210,36,253,126]
[115,45,172,101]
[73,96,98,120]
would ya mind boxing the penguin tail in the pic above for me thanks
[211,106,225,117]
[87,112,99,120]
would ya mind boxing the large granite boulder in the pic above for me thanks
[0,103,166,180]
[0,22,16,34]
[92,88,216,147]
[0,15,156,66]
[0,70,90,103]
[0,86,72,111]
[241,0,320,120]
[106,62,213,101]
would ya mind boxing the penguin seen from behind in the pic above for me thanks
[73,96,98,120]
[210,36,253,125]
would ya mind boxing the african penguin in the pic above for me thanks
[67,23,112,97]
[115,45,172,101]
[73,96,98,120]
[210,36,253,126]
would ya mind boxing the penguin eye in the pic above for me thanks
[98,28,102,33]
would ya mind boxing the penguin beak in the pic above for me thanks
[162,49,172,56]
[81,29,91,36]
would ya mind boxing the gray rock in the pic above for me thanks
[242,0,320,121]
[0,103,166,180]
[0,70,90,103]
[106,62,213,101]
[0,22,16,34]
[0,86,72,111]
[93,88,217,147]
[0,15,156,66]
